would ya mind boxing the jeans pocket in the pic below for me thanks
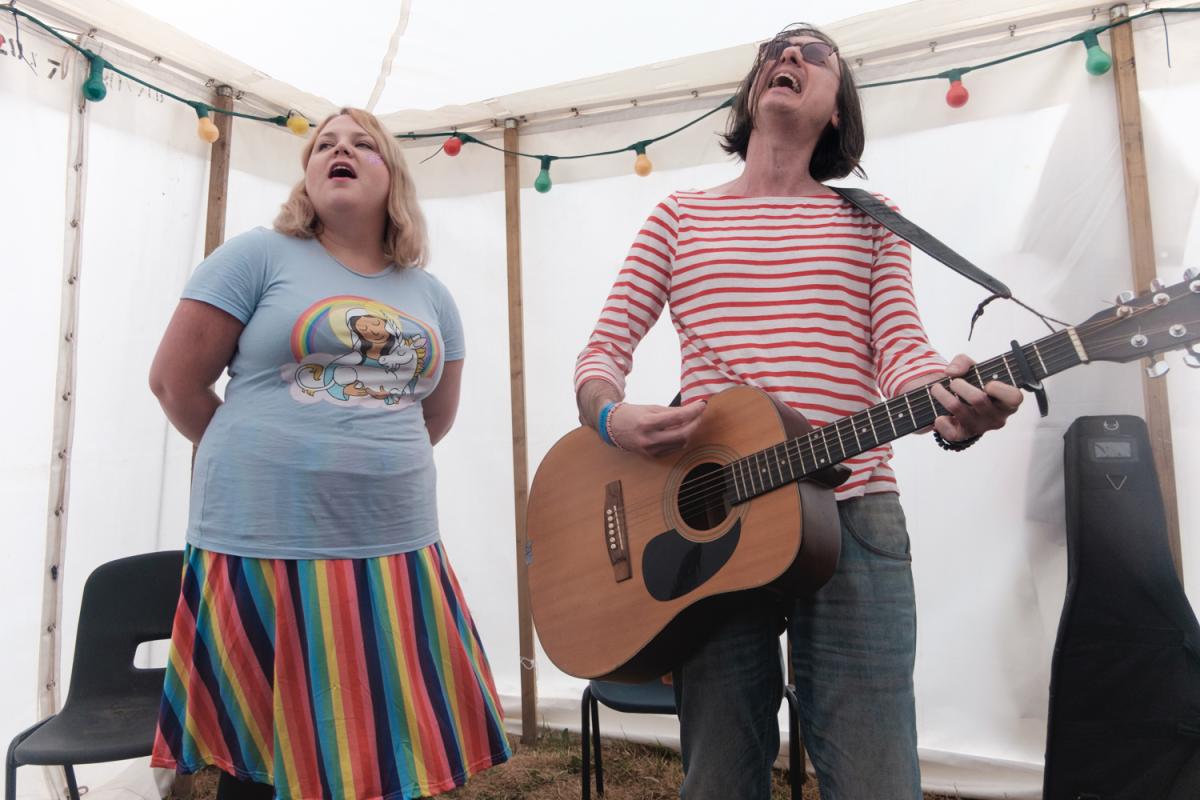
[841,494,912,561]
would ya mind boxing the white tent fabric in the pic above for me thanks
[24,0,1181,130]
[4,1,1200,798]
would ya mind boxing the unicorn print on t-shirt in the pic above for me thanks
[286,296,439,408]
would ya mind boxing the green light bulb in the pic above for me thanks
[1085,43,1112,76]
[1081,31,1112,77]
[82,56,107,102]
[534,158,552,193]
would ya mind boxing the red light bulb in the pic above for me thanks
[945,79,969,108]
[443,136,462,156]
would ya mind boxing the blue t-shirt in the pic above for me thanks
[182,227,464,559]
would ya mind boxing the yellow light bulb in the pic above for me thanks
[287,114,310,136]
[197,115,220,143]
[634,152,653,177]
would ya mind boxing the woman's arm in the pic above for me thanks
[423,359,463,445]
[149,299,244,444]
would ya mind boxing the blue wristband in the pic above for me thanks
[597,402,618,446]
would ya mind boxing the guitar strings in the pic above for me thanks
[602,303,1199,527]
[623,313,1193,528]
[664,345,1060,517]
[659,328,1134,522]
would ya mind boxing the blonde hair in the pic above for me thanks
[274,107,428,268]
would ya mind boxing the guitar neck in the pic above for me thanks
[725,327,1086,505]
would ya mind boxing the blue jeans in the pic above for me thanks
[671,493,921,800]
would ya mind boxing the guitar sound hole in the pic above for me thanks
[677,462,731,531]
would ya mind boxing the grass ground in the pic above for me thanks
[173,730,964,799]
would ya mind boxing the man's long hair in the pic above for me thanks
[721,24,866,182]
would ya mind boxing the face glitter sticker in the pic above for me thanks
[366,153,384,165]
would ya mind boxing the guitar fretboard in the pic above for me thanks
[722,328,1083,505]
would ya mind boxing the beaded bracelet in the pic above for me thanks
[933,430,981,452]
[597,401,625,449]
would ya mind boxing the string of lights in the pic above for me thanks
[2,4,312,141]
[4,3,1198,186]
[399,6,1198,192]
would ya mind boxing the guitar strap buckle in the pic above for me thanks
[1009,339,1049,418]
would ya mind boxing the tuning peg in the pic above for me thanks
[1185,352,1200,368]
[1145,357,1170,378]
[1116,290,1136,305]
[1185,268,1197,282]
[1150,278,1165,292]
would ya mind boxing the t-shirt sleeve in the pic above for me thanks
[181,228,274,324]
[429,273,465,361]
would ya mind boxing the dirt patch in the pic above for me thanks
[169,730,966,799]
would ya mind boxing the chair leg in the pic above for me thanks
[64,765,81,800]
[784,686,805,799]
[6,719,53,800]
[4,747,16,800]
[581,686,592,800]
[591,692,604,796]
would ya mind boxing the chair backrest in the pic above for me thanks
[61,550,183,707]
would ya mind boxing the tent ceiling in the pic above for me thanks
[21,0,1198,135]
[117,0,917,111]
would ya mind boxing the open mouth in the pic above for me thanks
[769,73,802,94]
[329,162,357,179]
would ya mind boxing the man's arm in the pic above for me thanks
[897,353,1024,442]
[575,378,706,458]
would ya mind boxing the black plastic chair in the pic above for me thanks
[581,678,804,798]
[5,550,183,800]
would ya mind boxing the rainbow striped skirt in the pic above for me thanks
[151,543,511,799]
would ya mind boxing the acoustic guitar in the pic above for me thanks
[526,277,1200,681]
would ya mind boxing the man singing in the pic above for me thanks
[573,23,1023,799]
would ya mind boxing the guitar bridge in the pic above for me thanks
[604,481,632,582]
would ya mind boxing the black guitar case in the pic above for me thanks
[1044,415,1200,799]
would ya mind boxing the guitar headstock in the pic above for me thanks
[1077,272,1200,368]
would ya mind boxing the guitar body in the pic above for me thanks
[527,386,842,682]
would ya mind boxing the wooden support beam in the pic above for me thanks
[503,119,538,744]
[175,86,235,800]
[1108,7,1183,581]
[204,87,234,257]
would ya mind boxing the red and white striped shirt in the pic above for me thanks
[575,191,947,499]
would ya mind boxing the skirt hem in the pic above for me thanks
[150,748,513,799]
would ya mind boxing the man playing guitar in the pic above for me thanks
[573,23,1023,799]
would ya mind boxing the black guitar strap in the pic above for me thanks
[829,186,1012,299]
[830,186,1050,415]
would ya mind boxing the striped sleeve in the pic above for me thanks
[868,199,947,397]
[573,197,680,394]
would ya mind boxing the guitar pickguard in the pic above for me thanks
[642,521,741,601]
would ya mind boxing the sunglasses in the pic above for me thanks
[759,38,838,67]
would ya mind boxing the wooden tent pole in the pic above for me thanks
[204,87,235,257]
[1108,5,1182,581]
[503,118,538,745]
[174,86,234,800]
